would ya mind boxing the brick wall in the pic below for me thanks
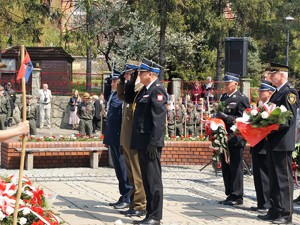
[1,140,252,169]
[161,141,252,166]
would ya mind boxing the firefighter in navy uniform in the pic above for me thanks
[125,59,167,225]
[258,63,300,224]
[250,80,275,213]
[216,72,250,206]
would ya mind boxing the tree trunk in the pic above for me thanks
[86,11,92,93]
[158,0,167,81]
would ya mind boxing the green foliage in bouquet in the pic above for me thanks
[248,104,293,128]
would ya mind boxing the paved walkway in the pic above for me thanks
[3,127,300,224]
[1,166,300,225]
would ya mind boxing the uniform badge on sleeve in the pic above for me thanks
[157,94,163,101]
[287,93,296,105]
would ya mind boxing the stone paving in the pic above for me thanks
[1,166,300,225]
[3,127,300,224]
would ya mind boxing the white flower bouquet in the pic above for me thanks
[232,103,293,147]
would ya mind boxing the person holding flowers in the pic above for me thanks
[250,80,275,213]
[257,63,300,224]
[216,72,250,206]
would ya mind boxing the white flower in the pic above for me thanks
[280,105,287,112]
[0,211,5,221]
[261,111,269,119]
[22,207,31,215]
[230,125,237,132]
[210,121,219,131]
[251,109,258,116]
[19,217,27,225]
[6,206,14,215]
[242,112,250,121]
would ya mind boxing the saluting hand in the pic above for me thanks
[147,144,158,160]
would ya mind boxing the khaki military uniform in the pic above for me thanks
[21,103,38,135]
[194,111,201,137]
[175,107,184,136]
[167,109,175,137]
[185,110,196,136]
[0,95,11,130]
[77,100,95,136]
[117,82,146,211]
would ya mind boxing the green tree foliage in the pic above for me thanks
[0,0,61,48]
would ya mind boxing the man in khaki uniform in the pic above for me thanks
[0,85,11,130]
[77,92,95,136]
[117,60,146,217]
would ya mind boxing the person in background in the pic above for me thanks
[0,85,11,130]
[185,102,196,136]
[166,101,176,137]
[92,95,101,134]
[21,95,38,135]
[68,90,81,130]
[203,76,214,106]
[191,81,202,104]
[38,83,52,129]
[4,82,16,127]
[174,101,184,136]
[77,92,94,136]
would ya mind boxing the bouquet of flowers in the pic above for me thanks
[25,134,104,142]
[205,118,230,163]
[232,103,293,147]
[0,175,60,225]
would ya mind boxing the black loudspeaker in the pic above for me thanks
[225,37,249,77]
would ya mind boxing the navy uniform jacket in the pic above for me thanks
[220,90,250,147]
[103,90,123,147]
[267,82,299,151]
[130,79,167,150]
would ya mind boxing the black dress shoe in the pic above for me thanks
[138,218,160,225]
[120,208,133,215]
[272,216,292,224]
[218,196,233,204]
[250,206,267,213]
[126,209,146,217]
[257,213,279,221]
[133,217,148,224]
[223,198,243,206]
[109,200,122,206]
[114,202,130,209]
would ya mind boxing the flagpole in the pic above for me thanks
[13,45,27,225]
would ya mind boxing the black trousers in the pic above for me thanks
[221,146,244,199]
[139,148,163,220]
[252,153,270,208]
[266,150,293,218]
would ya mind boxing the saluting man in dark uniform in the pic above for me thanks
[125,59,167,225]
[258,63,300,224]
[216,72,250,206]
[250,80,275,213]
